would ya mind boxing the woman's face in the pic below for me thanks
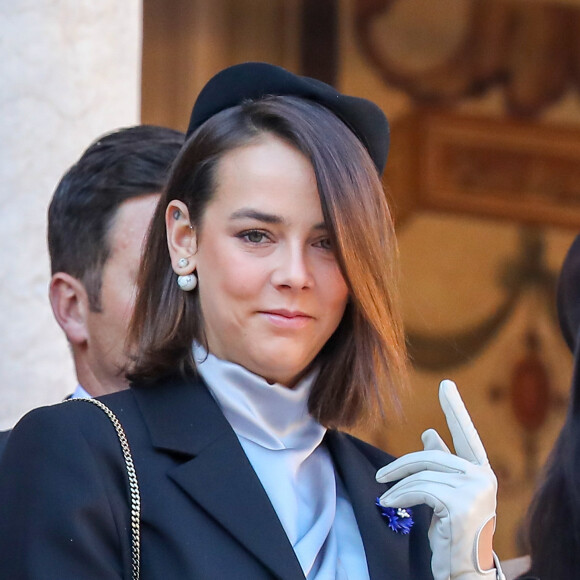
[193,134,349,387]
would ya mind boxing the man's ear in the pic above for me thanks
[166,200,197,274]
[48,273,90,345]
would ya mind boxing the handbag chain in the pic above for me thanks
[67,398,141,580]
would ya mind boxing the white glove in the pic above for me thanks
[376,380,504,580]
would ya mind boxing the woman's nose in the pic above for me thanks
[270,244,314,289]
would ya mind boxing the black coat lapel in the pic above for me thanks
[326,430,415,580]
[133,376,305,580]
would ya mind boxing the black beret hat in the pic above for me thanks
[186,62,390,175]
[557,234,580,352]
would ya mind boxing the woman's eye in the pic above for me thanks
[242,230,268,243]
[315,238,332,250]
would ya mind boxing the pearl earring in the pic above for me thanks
[178,258,189,268]
[177,273,197,292]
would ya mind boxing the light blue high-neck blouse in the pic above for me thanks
[194,345,370,579]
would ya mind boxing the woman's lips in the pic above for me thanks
[259,309,313,329]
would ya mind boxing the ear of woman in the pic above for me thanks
[166,200,197,274]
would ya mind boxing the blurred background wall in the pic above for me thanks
[0,1,141,427]
[3,0,580,560]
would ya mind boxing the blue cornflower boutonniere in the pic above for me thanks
[375,498,414,534]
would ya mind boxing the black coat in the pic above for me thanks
[0,375,434,579]
[0,429,9,458]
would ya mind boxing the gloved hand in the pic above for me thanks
[376,380,503,580]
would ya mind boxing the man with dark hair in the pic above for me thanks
[47,125,184,398]
[0,125,184,452]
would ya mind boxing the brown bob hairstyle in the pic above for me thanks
[128,96,408,428]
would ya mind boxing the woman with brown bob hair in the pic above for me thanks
[129,95,405,429]
[0,63,503,580]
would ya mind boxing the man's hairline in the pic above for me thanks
[56,190,162,311]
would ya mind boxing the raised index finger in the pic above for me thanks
[439,379,488,465]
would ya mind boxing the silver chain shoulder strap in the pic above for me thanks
[67,398,141,580]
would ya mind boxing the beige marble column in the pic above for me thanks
[0,1,141,428]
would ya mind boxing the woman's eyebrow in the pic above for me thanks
[229,208,327,231]
[229,208,283,224]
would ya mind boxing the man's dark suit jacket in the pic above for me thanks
[0,392,74,459]
[0,429,9,457]
[0,374,434,579]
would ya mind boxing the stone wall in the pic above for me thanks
[0,1,141,429]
